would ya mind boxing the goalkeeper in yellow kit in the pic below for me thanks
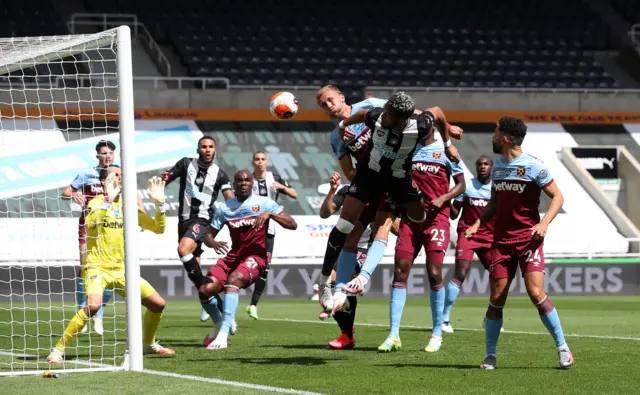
[48,166,175,364]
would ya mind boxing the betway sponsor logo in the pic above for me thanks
[412,162,440,174]
[469,198,488,207]
[494,181,526,193]
[228,218,256,228]
[348,128,371,153]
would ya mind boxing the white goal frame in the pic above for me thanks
[0,25,142,375]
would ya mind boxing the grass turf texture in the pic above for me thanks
[2,296,639,394]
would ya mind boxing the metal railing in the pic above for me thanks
[68,13,172,77]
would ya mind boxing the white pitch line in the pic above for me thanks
[143,369,326,395]
[259,317,640,341]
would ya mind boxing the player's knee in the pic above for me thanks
[149,298,166,313]
[227,272,246,289]
[177,241,195,257]
[335,218,355,234]
[86,301,101,317]
[393,260,411,283]
[525,285,546,304]
[454,263,470,282]
[426,265,443,286]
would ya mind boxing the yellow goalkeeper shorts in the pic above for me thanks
[82,267,156,299]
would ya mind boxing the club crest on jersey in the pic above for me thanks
[516,167,526,177]
[252,206,260,213]
[376,129,385,137]
[456,249,464,257]
[196,176,204,184]
[432,152,441,160]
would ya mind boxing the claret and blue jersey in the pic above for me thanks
[329,97,387,162]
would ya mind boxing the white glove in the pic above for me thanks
[147,176,166,205]
[104,172,122,202]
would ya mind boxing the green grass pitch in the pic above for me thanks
[2,296,639,394]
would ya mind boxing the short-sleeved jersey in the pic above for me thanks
[85,195,165,271]
[70,167,104,220]
[329,98,387,163]
[412,142,465,222]
[211,195,283,259]
[455,177,494,243]
[491,153,553,244]
[252,171,290,236]
[166,157,232,222]
[332,185,373,249]
[363,108,434,178]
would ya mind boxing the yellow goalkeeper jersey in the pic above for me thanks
[85,195,165,271]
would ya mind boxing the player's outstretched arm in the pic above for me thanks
[138,176,167,234]
[273,176,298,199]
[426,106,461,162]
[428,175,465,212]
[161,158,188,185]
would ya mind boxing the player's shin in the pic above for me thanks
[220,286,240,335]
[389,282,407,338]
[334,250,358,292]
[484,303,504,356]
[535,297,568,348]
[359,238,388,282]
[200,293,222,325]
[320,226,350,277]
[55,309,90,352]
[429,284,445,337]
[443,279,462,323]
[142,309,163,345]
[250,268,269,307]
[180,253,206,289]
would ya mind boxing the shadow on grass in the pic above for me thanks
[375,362,552,370]
[261,343,379,352]
[186,356,341,366]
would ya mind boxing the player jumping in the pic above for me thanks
[315,86,395,314]
[244,151,298,320]
[442,155,497,333]
[379,133,465,353]
[161,136,236,334]
[48,167,174,363]
[201,170,298,350]
[333,92,461,305]
[466,116,574,369]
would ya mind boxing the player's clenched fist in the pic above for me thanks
[329,172,341,190]
[147,176,166,205]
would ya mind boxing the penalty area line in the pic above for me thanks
[143,369,326,395]
[259,317,640,341]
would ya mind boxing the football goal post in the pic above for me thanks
[0,26,142,376]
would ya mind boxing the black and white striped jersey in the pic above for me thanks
[166,157,232,221]
[363,107,434,178]
[252,171,289,235]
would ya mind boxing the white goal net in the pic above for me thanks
[0,26,141,376]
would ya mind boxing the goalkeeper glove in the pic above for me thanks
[147,176,166,205]
[104,172,122,202]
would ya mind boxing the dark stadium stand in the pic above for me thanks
[610,0,640,24]
[77,0,623,95]
[0,0,630,95]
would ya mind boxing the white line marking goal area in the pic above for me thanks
[259,317,640,342]
[143,369,326,395]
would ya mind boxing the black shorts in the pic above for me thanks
[348,167,421,206]
[178,218,210,257]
